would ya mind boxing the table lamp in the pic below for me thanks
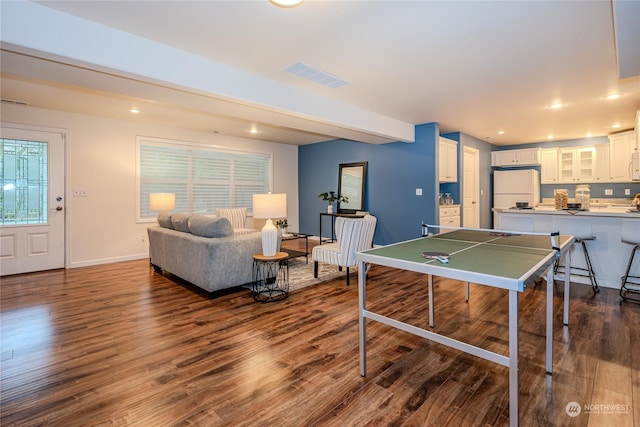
[149,193,176,212]
[252,193,287,257]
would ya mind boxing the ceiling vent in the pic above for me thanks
[284,61,349,88]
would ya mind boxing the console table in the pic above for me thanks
[319,212,365,244]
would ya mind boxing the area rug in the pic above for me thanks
[286,258,353,292]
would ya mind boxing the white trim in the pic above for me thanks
[69,252,149,269]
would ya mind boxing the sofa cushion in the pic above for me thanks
[188,214,234,238]
[157,212,174,229]
[171,212,191,232]
[215,207,247,229]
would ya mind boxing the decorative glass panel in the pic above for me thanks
[1,139,48,225]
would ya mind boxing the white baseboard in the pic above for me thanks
[69,252,149,269]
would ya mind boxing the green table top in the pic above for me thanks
[357,229,573,292]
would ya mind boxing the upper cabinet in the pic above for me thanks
[558,147,595,183]
[608,131,634,182]
[491,148,541,167]
[593,144,610,182]
[540,148,559,184]
[438,137,458,182]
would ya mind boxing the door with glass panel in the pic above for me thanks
[1,126,65,275]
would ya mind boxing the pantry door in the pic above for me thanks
[0,126,66,276]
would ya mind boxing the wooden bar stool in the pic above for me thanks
[552,217,599,293]
[620,219,640,303]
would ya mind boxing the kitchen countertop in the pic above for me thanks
[494,206,640,218]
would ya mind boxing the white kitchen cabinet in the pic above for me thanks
[439,205,460,227]
[438,137,458,182]
[540,148,559,184]
[593,144,610,182]
[609,131,634,182]
[491,148,541,167]
[558,147,595,183]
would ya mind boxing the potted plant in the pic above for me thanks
[275,218,288,234]
[318,191,349,214]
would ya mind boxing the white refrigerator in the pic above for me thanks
[493,169,540,209]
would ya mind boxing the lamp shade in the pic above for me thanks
[149,193,176,211]
[252,193,287,219]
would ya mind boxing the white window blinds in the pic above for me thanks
[137,137,272,221]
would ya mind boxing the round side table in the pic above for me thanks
[252,252,289,302]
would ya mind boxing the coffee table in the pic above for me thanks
[281,232,311,263]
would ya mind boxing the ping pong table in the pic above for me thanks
[356,227,575,427]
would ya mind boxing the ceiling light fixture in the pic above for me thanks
[586,132,593,138]
[250,127,258,134]
[606,93,621,100]
[548,102,563,109]
[129,107,140,114]
[612,123,621,129]
[547,134,555,140]
[269,0,303,8]
[497,130,505,135]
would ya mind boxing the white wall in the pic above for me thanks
[1,104,299,268]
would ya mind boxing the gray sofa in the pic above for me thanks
[148,212,269,295]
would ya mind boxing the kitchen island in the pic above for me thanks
[495,206,640,289]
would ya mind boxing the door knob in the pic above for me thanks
[56,206,63,211]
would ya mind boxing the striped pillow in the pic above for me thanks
[215,208,247,229]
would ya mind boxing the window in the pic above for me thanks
[1,139,49,225]
[137,137,272,221]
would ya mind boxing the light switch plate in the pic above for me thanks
[605,189,613,196]
[625,189,631,196]
[416,188,422,196]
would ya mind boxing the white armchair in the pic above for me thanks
[312,214,377,285]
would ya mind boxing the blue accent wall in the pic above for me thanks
[298,123,439,245]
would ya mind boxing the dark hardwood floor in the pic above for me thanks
[1,253,638,426]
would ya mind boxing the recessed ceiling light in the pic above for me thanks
[606,93,621,100]
[612,123,621,129]
[129,107,140,114]
[547,134,555,140]
[250,127,258,134]
[269,0,303,8]
[548,102,563,109]
[497,130,505,135]
[586,132,593,138]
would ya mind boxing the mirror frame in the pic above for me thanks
[337,161,368,214]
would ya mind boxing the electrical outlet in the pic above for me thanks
[625,189,631,196]
[141,235,146,244]
[416,188,422,196]
[605,189,613,196]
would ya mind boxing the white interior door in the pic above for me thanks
[1,126,65,275]
[462,146,480,228]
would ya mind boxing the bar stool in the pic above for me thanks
[552,217,599,293]
[620,219,640,303]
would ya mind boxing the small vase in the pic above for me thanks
[327,204,333,214]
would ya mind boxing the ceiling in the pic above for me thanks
[1,0,639,146]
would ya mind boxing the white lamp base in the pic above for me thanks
[261,219,278,256]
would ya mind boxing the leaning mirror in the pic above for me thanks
[338,162,367,214]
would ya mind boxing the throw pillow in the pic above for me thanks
[215,207,247,229]
[188,214,234,238]
[157,212,174,229]
[171,212,191,233]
